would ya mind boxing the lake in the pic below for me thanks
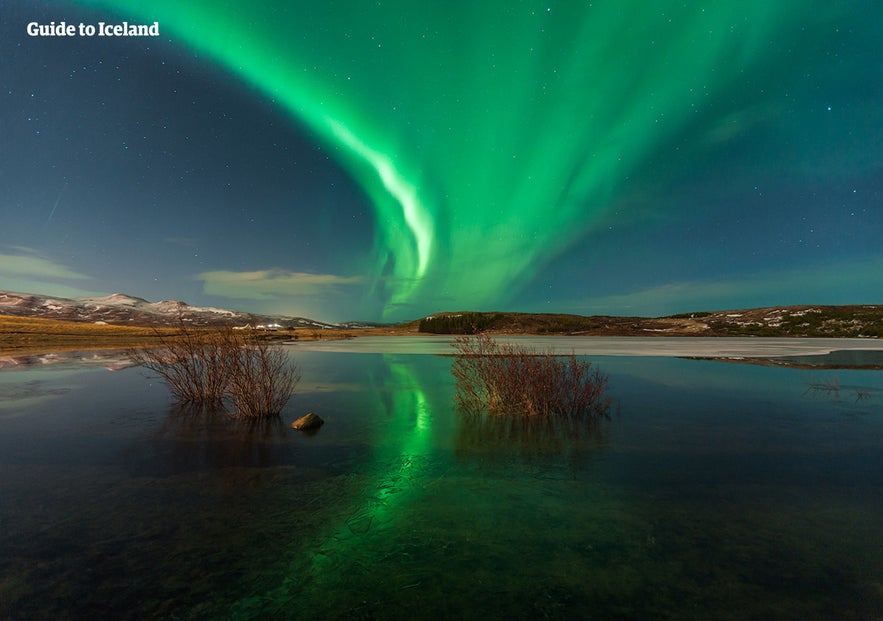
[1,337,882,619]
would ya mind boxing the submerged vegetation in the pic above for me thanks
[128,326,299,417]
[804,374,880,402]
[451,332,610,417]
[454,408,609,465]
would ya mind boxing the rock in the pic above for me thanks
[291,412,324,431]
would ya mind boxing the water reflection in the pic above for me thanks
[0,379,73,417]
[454,411,609,469]
[0,349,133,370]
[311,353,436,531]
[124,405,292,477]
[229,353,446,617]
[2,347,882,619]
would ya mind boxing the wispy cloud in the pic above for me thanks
[0,247,100,298]
[570,256,883,316]
[0,247,91,281]
[197,268,363,300]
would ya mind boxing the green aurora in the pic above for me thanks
[77,0,874,319]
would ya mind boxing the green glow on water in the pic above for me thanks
[3,352,883,618]
[253,355,436,611]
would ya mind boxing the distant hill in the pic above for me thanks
[2,289,880,338]
[0,290,337,330]
[417,306,883,338]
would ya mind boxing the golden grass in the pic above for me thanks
[0,315,396,354]
[0,314,182,353]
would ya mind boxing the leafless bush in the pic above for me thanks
[225,334,301,417]
[451,332,610,417]
[129,325,299,417]
[128,326,231,407]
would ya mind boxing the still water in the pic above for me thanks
[1,339,882,619]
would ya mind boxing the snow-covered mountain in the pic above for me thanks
[0,290,337,329]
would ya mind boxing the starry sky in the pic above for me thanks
[2,1,881,322]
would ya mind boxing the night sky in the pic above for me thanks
[3,1,881,322]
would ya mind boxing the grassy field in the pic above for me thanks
[0,315,185,353]
[0,315,407,355]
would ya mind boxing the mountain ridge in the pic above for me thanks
[0,290,337,329]
[2,289,881,338]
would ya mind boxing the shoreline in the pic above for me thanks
[3,315,882,369]
[7,336,883,372]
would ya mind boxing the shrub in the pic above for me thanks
[225,335,301,417]
[129,325,299,417]
[128,326,232,407]
[450,332,610,417]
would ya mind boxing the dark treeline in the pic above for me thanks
[418,312,503,334]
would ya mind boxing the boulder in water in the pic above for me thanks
[291,412,324,431]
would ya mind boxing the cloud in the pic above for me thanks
[0,247,101,298]
[570,256,883,316]
[197,268,363,300]
[0,248,91,281]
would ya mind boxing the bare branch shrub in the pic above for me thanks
[129,324,299,417]
[451,332,610,418]
[128,325,231,407]
[225,333,301,417]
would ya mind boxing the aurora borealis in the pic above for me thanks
[3,1,882,321]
